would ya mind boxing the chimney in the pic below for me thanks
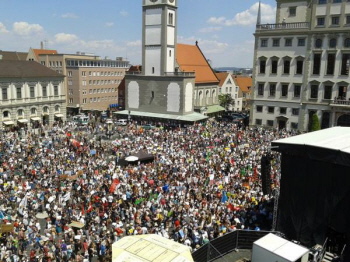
[40,41,44,49]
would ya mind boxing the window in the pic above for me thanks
[69,98,73,104]
[294,85,301,97]
[315,38,323,48]
[54,86,59,96]
[347,15,350,25]
[310,85,319,99]
[298,38,306,46]
[283,59,291,74]
[333,0,341,3]
[168,13,174,25]
[285,38,293,47]
[318,0,327,4]
[261,39,268,47]
[68,80,73,86]
[292,108,299,115]
[3,111,9,118]
[16,87,22,99]
[269,84,276,97]
[324,85,333,99]
[82,71,86,77]
[260,59,266,74]
[152,67,155,74]
[268,106,275,113]
[344,38,350,48]
[271,60,278,74]
[326,53,336,75]
[329,38,337,48]
[17,109,23,117]
[256,105,263,112]
[331,16,340,25]
[256,119,262,125]
[296,60,303,74]
[313,53,322,75]
[42,86,47,97]
[317,17,325,26]
[2,88,7,100]
[291,122,298,129]
[280,107,287,114]
[30,86,35,98]
[289,7,296,16]
[258,83,264,96]
[281,84,288,97]
[30,108,36,115]
[267,120,274,127]
[273,39,280,47]
[340,54,350,75]
[68,71,72,77]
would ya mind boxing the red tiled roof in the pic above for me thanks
[176,43,219,84]
[33,49,58,59]
[215,72,230,87]
[233,75,252,93]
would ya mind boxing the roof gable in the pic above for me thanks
[176,43,219,85]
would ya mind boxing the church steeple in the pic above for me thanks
[257,1,262,25]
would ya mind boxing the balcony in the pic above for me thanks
[330,98,350,107]
[256,22,310,31]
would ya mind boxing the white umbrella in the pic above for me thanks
[35,212,49,219]
[125,156,138,162]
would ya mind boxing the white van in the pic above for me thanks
[115,119,127,126]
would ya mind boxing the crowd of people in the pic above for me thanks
[0,117,299,261]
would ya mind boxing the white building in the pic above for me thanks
[250,0,350,131]
[216,72,243,111]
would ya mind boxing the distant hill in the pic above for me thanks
[214,67,252,73]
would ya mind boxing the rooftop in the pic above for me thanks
[0,61,64,78]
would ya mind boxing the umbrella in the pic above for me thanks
[125,156,138,162]
[36,212,49,219]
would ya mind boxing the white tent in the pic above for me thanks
[112,234,194,262]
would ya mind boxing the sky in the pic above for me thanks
[0,0,277,68]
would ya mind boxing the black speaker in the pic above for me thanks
[261,155,272,195]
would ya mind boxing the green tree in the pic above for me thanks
[310,114,321,131]
[218,94,234,110]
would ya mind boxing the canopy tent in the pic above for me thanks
[123,151,154,163]
[112,234,193,262]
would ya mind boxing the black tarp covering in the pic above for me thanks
[276,152,350,259]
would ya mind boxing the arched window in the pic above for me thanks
[31,108,37,115]
[329,38,337,48]
[344,38,350,48]
[3,111,10,118]
[55,105,60,112]
[17,109,24,117]
[315,38,323,48]
[43,106,49,114]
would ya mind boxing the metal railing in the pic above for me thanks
[192,230,278,262]
[256,22,310,31]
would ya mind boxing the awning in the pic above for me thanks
[31,117,41,121]
[114,110,208,122]
[17,119,28,123]
[205,105,226,114]
[3,121,14,125]
[55,113,64,118]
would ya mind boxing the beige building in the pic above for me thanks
[0,59,66,128]
[250,0,350,131]
[28,48,129,113]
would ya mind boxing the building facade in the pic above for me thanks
[250,0,350,131]
[216,72,243,111]
[29,49,129,113]
[119,0,219,122]
[0,60,66,128]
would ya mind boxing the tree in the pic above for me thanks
[310,114,321,131]
[218,94,234,110]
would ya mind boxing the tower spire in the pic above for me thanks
[257,1,262,25]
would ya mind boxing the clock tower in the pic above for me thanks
[142,0,177,76]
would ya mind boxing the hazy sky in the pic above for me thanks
[0,0,276,68]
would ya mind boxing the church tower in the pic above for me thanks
[142,0,177,76]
